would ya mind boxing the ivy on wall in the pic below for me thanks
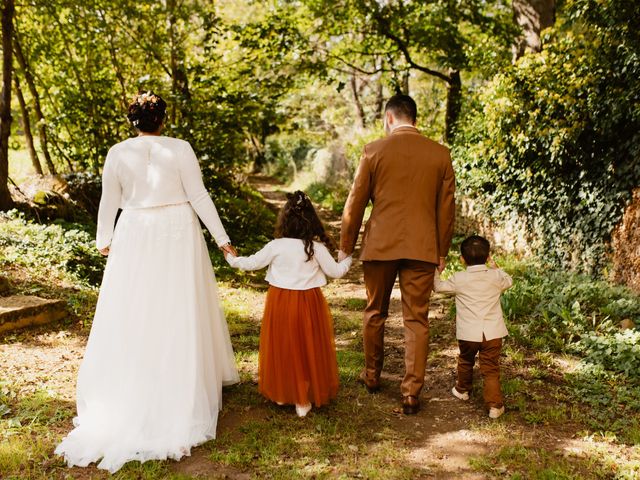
[453,0,640,274]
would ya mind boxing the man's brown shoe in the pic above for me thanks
[358,371,380,394]
[402,395,420,415]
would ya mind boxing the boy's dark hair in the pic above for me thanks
[384,94,417,123]
[275,190,336,261]
[460,235,491,266]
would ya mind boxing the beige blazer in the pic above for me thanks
[434,265,513,342]
[340,126,456,263]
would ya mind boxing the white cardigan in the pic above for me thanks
[96,136,230,250]
[226,238,352,290]
[434,265,513,342]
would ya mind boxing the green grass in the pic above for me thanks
[8,145,39,184]
[470,443,612,479]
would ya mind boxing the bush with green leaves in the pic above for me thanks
[453,0,640,273]
[578,330,640,377]
[0,211,105,286]
[501,259,640,353]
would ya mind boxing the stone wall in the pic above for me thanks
[454,196,531,254]
[611,188,640,293]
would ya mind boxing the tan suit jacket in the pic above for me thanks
[341,126,456,264]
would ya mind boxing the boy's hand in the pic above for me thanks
[488,256,498,269]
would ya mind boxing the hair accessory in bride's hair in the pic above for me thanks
[127,91,167,133]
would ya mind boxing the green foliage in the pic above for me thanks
[495,255,640,440]
[13,0,307,179]
[502,259,640,354]
[302,0,515,89]
[579,330,640,377]
[0,211,105,286]
[454,0,640,273]
[201,174,276,254]
[567,363,640,444]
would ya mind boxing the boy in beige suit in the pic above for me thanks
[434,235,512,419]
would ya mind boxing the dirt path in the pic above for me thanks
[245,175,493,478]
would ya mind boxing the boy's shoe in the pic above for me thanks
[451,386,469,401]
[489,406,505,419]
[358,370,380,394]
[295,403,312,417]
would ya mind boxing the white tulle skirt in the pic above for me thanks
[55,203,239,473]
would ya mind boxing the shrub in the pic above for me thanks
[501,263,640,353]
[453,0,640,273]
[578,330,640,377]
[0,211,105,286]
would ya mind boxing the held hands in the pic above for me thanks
[220,243,237,260]
[338,250,350,262]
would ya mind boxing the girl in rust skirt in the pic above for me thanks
[225,191,352,416]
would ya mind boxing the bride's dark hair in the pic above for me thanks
[275,190,336,261]
[127,91,167,133]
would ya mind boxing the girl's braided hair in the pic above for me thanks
[275,190,336,261]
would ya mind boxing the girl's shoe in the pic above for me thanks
[295,403,312,417]
[451,386,469,401]
[489,406,505,419]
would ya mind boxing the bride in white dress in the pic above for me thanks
[55,92,239,473]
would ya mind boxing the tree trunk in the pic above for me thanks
[13,34,57,174]
[444,69,461,144]
[350,72,367,129]
[512,0,556,60]
[166,0,191,127]
[14,74,43,175]
[0,0,15,210]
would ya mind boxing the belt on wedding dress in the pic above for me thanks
[121,201,190,211]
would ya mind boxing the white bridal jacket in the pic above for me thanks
[96,135,230,250]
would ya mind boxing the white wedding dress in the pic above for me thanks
[55,136,239,473]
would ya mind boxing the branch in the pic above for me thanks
[372,11,452,84]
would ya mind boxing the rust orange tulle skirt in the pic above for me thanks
[259,286,339,407]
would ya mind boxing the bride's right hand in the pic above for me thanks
[98,246,110,256]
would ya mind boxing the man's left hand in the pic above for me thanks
[437,257,447,272]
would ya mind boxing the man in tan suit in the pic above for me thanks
[339,94,455,414]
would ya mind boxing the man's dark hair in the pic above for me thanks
[384,94,417,123]
[460,235,491,266]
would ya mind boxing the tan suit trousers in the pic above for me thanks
[362,259,436,397]
[456,336,504,409]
